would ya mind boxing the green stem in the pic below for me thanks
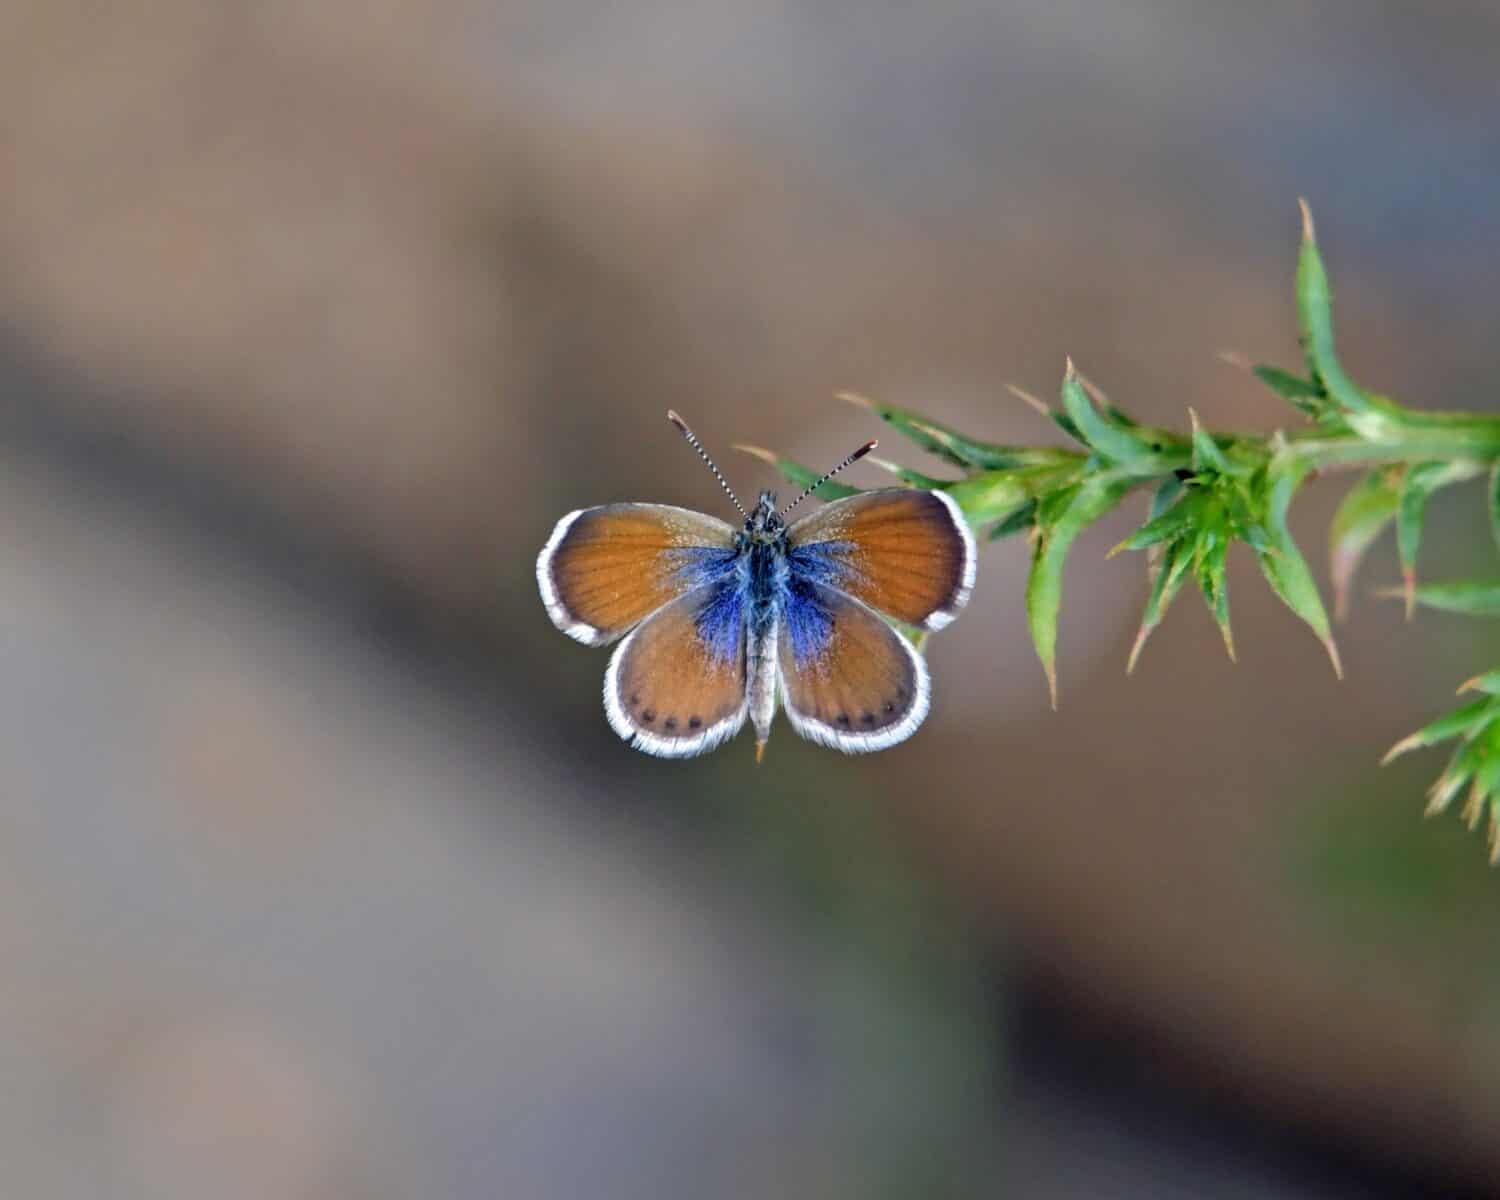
[1284,424,1500,470]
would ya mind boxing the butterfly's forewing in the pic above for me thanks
[786,489,975,630]
[777,576,929,753]
[537,504,737,644]
[605,577,750,756]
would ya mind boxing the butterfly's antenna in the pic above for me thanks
[778,439,877,518]
[667,411,747,518]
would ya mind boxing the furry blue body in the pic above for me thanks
[665,492,857,670]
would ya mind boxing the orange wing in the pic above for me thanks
[776,578,929,753]
[537,503,737,644]
[786,489,975,630]
[604,581,749,756]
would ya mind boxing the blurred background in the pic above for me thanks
[4,1,1500,1195]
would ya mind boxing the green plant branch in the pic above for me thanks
[743,200,1500,863]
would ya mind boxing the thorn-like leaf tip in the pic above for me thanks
[1463,781,1485,830]
[866,455,911,483]
[1402,567,1416,622]
[1005,384,1051,417]
[1298,197,1315,243]
[1381,734,1420,766]
[1323,636,1344,680]
[1217,349,1252,370]
[1333,580,1351,624]
[1426,776,1458,815]
[1126,626,1150,675]
[1045,663,1058,711]
[836,390,874,410]
[755,739,766,764]
[731,443,778,465]
[1064,356,1077,380]
[1221,626,1237,663]
[1076,372,1111,408]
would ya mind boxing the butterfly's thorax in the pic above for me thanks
[737,491,790,634]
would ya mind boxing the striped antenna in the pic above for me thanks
[779,439,878,517]
[666,411,747,518]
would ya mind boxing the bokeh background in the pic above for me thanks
[5,2,1500,1195]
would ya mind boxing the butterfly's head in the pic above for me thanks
[746,490,784,542]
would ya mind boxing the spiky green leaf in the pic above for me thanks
[1109,492,1200,556]
[864,457,953,490]
[839,393,1029,471]
[944,464,1079,529]
[1188,409,1234,475]
[1395,461,1475,616]
[1026,476,1135,707]
[988,499,1038,541]
[1489,463,1500,558]
[1148,475,1184,521]
[1252,365,1325,416]
[1059,363,1153,464]
[1383,579,1500,617]
[1127,538,1192,673]
[1383,696,1499,764]
[1294,200,1399,436]
[1256,456,1341,675]
[1458,669,1500,697]
[1193,529,1235,661]
[1328,467,1402,621]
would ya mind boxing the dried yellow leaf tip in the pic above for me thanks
[1322,635,1345,681]
[1005,384,1051,418]
[1463,780,1486,830]
[1218,621,1238,665]
[1427,770,1466,816]
[836,390,875,410]
[1383,732,1427,766]
[866,455,913,482]
[731,443,778,465]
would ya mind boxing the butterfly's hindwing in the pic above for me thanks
[786,489,975,629]
[776,575,929,753]
[537,503,737,644]
[604,576,750,757]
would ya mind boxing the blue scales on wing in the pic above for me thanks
[776,573,929,753]
[603,573,751,757]
[537,503,738,645]
[786,489,975,630]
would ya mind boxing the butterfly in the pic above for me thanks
[536,412,975,759]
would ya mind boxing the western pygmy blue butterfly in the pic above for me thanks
[537,412,975,759]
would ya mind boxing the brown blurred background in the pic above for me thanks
[5,1,1500,1195]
